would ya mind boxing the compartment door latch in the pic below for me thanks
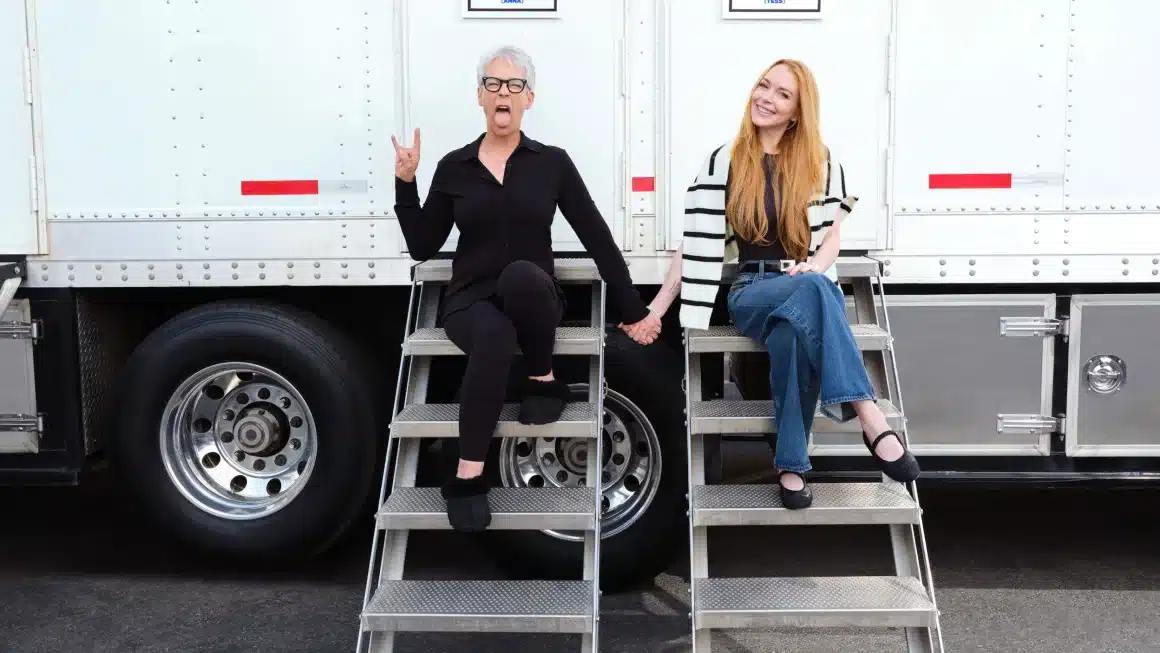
[997,414,1062,435]
[999,316,1068,338]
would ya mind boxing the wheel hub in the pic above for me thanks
[233,408,281,455]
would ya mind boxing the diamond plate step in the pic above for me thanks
[692,482,920,527]
[362,580,594,633]
[390,402,598,439]
[403,327,600,356]
[694,576,935,630]
[415,258,601,283]
[414,256,878,284]
[378,487,596,531]
[688,324,890,353]
[690,398,902,435]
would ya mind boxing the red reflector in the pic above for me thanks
[928,173,1012,190]
[631,176,655,192]
[240,180,320,196]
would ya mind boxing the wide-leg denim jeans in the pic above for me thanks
[726,268,877,473]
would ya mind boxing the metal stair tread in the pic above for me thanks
[412,256,879,284]
[688,324,891,353]
[723,256,880,280]
[692,482,920,527]
[378,486,596,531]
[362,579,594,633]
[690,398,902,435]
[694,576,935,629]
[391,402,597,439]
[414,257,601,283]
[403,326,600,356]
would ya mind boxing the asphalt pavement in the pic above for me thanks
[2,462,1159,653]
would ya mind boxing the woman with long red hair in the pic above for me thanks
[627,59,920,509]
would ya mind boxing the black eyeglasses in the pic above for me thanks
[481,76,528,93]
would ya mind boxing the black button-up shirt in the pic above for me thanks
[394,132,649,324]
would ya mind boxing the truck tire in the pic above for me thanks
[108,300,378,560]
[487,329,689,593]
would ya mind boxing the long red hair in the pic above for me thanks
[725,59,826,260]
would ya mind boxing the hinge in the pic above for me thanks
[999,316,1068,338]
[996,413,1061,435]
[883,147,892,209]
[0,413,42,433]
[29,155,39,213]
[885,32,895,96]
[619,151,627,213]
[23,45,33,105]
[0,319,40,340]
[618,37,627,99]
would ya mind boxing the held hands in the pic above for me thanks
[619,307,663,346]
[392,128,421,182]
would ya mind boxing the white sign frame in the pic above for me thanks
[463,0,560,19]
[721,0,826,21]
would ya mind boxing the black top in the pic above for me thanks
[394,132,649,323]
[729,153,790,263]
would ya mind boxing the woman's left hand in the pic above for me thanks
[619,308,662,345]
[786,261,818,276]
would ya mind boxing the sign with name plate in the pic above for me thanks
[464,0,559,18]
[722,0,825,20]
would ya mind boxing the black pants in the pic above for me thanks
[443,260,564,462]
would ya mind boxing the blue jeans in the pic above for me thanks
[726,269,877,473]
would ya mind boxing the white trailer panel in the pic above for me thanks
[400,0,628,254]
[660,0,890,252]
[14,0,1160,288]
[1063,3,1160,212]
[0,0,40,255]
[35,0,397,219]
[891,0,1070,215]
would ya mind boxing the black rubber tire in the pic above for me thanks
[107,300,379,561]
[484,329,689,593]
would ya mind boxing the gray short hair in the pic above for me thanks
[477,45,535,91]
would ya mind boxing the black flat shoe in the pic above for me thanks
[441,475,491,532]
[777,470,813,510]
[518,377,570,425]
[863,430,921,483]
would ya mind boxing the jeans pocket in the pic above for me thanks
[728,272,753,295]
[726,273,752,314]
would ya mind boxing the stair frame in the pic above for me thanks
[682,256,946,653]
[356,260,607,653]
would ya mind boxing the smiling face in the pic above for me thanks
[749,63,799,130]
[477,56,535,137]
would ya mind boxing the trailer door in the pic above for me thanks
[403,0,628,255]
[661,0,891,251]
[0,1,40,256]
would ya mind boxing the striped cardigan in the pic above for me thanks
[678,140,859,330]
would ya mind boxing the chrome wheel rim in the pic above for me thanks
[159,362,317,520]
[498,384,662,542]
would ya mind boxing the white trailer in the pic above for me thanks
[3,0,1159,595]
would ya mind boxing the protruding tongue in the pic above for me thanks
[494,106,511,126]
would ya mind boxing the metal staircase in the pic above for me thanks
[356,258,606,653]
[682,256,944,653]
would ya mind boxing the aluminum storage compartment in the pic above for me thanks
[1066,294,1160,457]
[813,294,1058,456]
[1,297,40,453]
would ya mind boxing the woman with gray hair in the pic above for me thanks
[392,45,656,532]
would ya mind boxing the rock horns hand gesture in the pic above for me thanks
[392,128,421,182]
